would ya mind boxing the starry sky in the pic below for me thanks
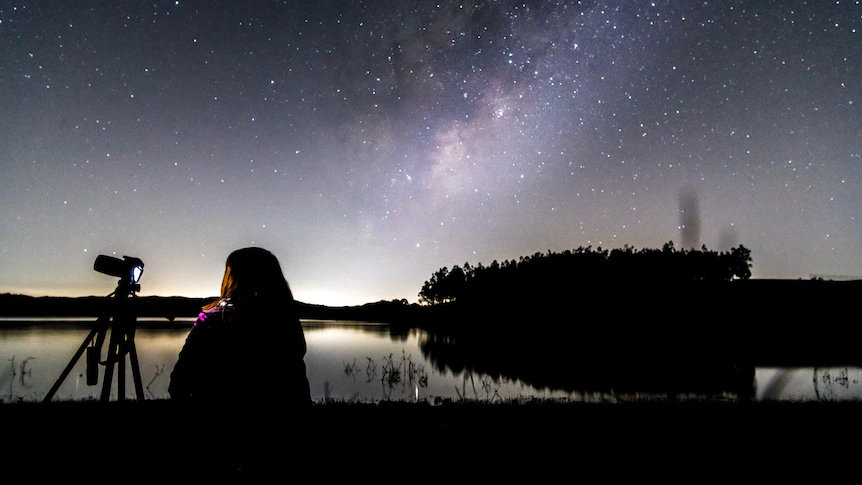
[1,1,860,305]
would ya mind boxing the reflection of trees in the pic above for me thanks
[419,328,753,397]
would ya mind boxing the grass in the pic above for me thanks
[2,355,38,403]
[339,350,429,401]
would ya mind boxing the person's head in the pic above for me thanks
[210,247,294,310]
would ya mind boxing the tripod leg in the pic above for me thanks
[128,331,145,401]
[118,341,126,402]
[87,325,108,385]
[101,328,121,402]
[42,328,98,403]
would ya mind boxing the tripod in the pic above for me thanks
[43,281,145,402]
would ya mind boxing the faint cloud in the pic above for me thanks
[678,188,700,249]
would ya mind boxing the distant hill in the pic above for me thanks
[0,293,421,324]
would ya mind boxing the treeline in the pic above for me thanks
[0,294,210,318]
[0,293,420,325]
[418,242,752,305]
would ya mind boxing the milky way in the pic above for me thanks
[1,1,859,305]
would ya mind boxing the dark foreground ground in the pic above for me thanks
[2,399,860,480]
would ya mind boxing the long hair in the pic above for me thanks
[204,247,295,320]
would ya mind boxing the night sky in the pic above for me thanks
[1,1,859,305]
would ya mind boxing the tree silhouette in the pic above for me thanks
[418,242,753,305]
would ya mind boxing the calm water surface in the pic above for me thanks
[1,319,859,402]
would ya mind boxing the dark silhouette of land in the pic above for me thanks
[3,242,860,397]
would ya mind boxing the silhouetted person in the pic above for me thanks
[169,247,312,409]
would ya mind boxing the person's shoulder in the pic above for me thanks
[193,307,227,330]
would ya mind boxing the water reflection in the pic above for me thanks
[4,356,37,400]
[0,325,189,402]
[418,329,754,398]
[2,321,861,402]
[756,367,862,401]
[336,350,430,401]
[301,320,412,341]
[304,326,455,402]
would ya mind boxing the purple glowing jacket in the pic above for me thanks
[168,303,311,406]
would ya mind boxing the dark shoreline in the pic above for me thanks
[3,399,859,477]
[0,316,399,327]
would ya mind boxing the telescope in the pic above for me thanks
[94,255,144,288]
[44,255,146,402]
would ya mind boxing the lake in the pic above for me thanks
[1,318,859,402]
